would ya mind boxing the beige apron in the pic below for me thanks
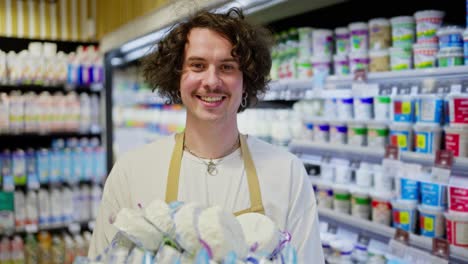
[165,133,265,216]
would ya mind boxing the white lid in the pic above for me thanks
[334,27,349,35]
[418,205,445,214]
[369,18,390,27]
[413,123,442,132]
[444,211,468,221]
[369,49,389,57]
[437,26,464,37]
[390,16,415,25]
[311,55,332,63]
[412,43,438,50]
[414,10,445,20]
[391,199,418,210]
[389,122,413,130]
[349,51,369,59]
[330,239,355,253]
[349,22,368,30]
[313,29,333,36]
[333,54,348,62]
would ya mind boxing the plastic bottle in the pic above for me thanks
[61,187,74,224]
[0,235,12,264]
[90,94,100,132]
[37,231,52,264]
[24,233,39,264]
[91,184,102,220]
[79,93,91,133]
[12,148,26,187]
[63,234,75,264]
[37,189,50,228]
[51,235,65,264]
[14,191,26,230]
[66,52,78,86]
[80,185,91,221]
[50,188,62,226]
[10,236,25,264]
[25,190,39,227]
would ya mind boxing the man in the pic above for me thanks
[89,7,324,262]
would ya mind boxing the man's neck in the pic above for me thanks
[184,117,240,159]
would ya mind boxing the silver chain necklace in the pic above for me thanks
[184,136,240,176]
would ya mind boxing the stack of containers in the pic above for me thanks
[436,26,464,67]
[413,10,444,69]
[390,94,415,152]
[312,29,334,76]
[334,27,350,76]
[348,22,370,73]
[369,18,391,72]
[390,16,415,70]
[446,176,468,248]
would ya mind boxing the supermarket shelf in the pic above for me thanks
[0,83,103,94]
[1,220,94,236]
[318,207,468,264]
[0,131,101,138]
[289,140,468,177]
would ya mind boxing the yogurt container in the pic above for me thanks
[421,182,447,208]
[329,240,354,262]
[444,125,468,157]
[370,191,393,226]
[347,121,367,146]
[311,55,332,76]
[349,22,369,53]
[296,57,313,79]
[389,123,413,152]
[321,233,336,258]
[369,18,391,50]
[354,96,374,120]
[437,26,464,48]
[349,51,370,73]
[391,95,414,122]
[437,47,464,67]
[448,185,468,213]
[337,97,354,120]
[464,29,468,65]
[399,177,420,201]
[390,47,412,71]
[313,29,334,56]
[333,186,351,214]
[367,121,389,148]
[335,27,350,55]
[333,54,350,76]
[355,162,373,187]
[412,43,438,68]
[414,10,444,43]
[418,205,445,238]
[374,96,391,121]
[447,93,468,125]
[313,120,330,143]
[373,164,393,192]
[329,121,348,144]
[415,94,444,124]
[298,27,314,58]
[369,49,390,72]
[317,181,334,209]
[351,188,371,220]
[444,211,468,248]
[390,16,415,48]
[413,123,442,154]
[391,199,418,233]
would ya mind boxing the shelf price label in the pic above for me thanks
[432,238,450,260]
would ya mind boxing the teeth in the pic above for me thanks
[200,96,223,102]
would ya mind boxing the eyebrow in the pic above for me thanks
[186,56,238,63]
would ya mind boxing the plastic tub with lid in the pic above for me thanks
[367,121,389,148]
[389,123,413,152]
[312,29,333,56]
[313,120,330,143]
[390,47,412,71]
[413,123,442,154]
[337,97,354,120]
[369,18,391,50]
[415,94,444,124]
[391,95,415,122]
[398,177,420,201]
[447,93,468,125]
[369,49,390,72]
[311,55,332,75]
[390,16,415,48]
[421,181,447,208]
[335,27,350,55]
[351,187,371,220]
[370,191,393,226]
[329,121,347,144]
[349,22,369,53]
[329,239,354,262]
[445,211,468,248]
[437,47,464,67]
[298,27,313,58]
[374,95,391,121]
[414,10,444,43]
[348,121,367,146]
[444,125,468,157]
[418,205,445,238]
[316,181,334,209]
[437,26,464,48]
[413,43,438,68]
[354,96,374,120]
[333,185,351,214]
[333,54,350,76]
[349,51,370,73]
[391,199,418,233]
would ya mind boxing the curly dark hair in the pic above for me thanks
[142,7,273,112]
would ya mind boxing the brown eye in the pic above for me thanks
[221,64,235,71]
[191,63,205,71]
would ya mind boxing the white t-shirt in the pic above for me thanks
[88,135,324,262]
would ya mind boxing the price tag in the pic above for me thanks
[353,69,367,82]
[385,145,399,160]
[432,238,450,260]
[394,228,409,244]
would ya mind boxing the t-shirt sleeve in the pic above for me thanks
[88,159,131,259]
[286,157,324,263]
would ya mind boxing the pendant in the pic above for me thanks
[207,161,218,176]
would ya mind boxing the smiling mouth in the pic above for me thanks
[196,95,226,103]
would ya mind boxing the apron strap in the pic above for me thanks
[165,133,184,203]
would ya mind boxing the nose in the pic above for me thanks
[202,66,221,89]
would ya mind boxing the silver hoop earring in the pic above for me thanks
[241,92,248,108]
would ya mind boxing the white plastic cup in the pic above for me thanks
[349,22,369,53]
[337,97,354,120]
[389,123,413,152]
[437,26,464,49]
[391,199,418,233]
[314,120,330,143]
[390,47,412,71]
[369,18,391,50]
[354,96,374,121]
[349,51,370,73]
[390,16,415,48]
[335,27,350,55]
[296,56,313,79]
[437,47,464,67]
[374,96,391,121]
[413,123,442,154]
[335,164,352,184]
[321,162,335,182]
[444,125,468,157]
[333,54,350,76]
[444,211,468,248]
[369,49,390,72]
[418,205,445,238]
[367,121,389,148]
[370,191,393,226]
[413,43,438,69]
[414,10,445,44]
[313,29,334,56]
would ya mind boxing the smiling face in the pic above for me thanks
[180,28,243,126]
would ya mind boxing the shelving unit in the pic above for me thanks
[318,207,468,263]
